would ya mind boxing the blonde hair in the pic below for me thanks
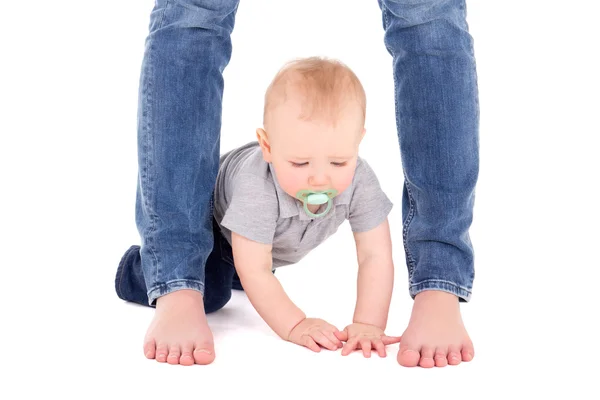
[263,56,366,127]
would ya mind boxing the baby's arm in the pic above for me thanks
[231,232,342,351]
[336,218,401,357]
[352,217,394,329]
[231,231,305,338]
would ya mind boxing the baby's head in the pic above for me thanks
[257,56,367,201]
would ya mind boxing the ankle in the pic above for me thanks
[156,289,204,309]
[414,290,459,305]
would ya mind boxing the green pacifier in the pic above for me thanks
[295,188,339,218]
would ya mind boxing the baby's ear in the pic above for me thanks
[256,128,272,162]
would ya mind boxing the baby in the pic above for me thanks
[116,56,400,363]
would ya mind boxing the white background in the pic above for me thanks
[1,0,599,398]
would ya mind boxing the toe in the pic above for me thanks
[447,345,462,365]
[193,342,215,365]
[143,338,156,360]
[397,344,420,367]
[155,343,169,363]
[434,348,448,367]
[461,343,475,362]
[167,346,181,365]
[419,346,435,368]
[180,343,195,366]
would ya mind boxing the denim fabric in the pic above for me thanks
[378,0,479,301]
[116,218,240,312]
[132,0,240,305]
[118,0,479,307]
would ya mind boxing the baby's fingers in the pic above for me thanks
[341,336,359,356]
[360,339,372,358]
[311,331,338,351]
[373,339,386,358]
[334,330,348,342]
[302,336,321,353]
[324,329,343,348]
[381,335,402,345]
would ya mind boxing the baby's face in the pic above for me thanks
[260,98,365,201]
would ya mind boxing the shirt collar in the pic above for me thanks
[268,163,352,221]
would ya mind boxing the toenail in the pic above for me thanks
[194,349,212,354]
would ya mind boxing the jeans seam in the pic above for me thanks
[388,23,417,280]
[409,279,472,301]
[147,279,206,305]
[382,6,393,55]
[385,2,417,281]
[147,41,159,285]
[402,174,417,279]
[410,279,471,292]
[144,2,170,287]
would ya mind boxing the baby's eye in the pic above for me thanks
[291,162,308,167]
[331,162,347,167]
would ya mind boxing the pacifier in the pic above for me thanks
[295,188,338,218]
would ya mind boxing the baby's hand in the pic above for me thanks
[335,323,402,358]
[287,318,343,352]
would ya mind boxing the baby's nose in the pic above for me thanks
[309,172,329,188]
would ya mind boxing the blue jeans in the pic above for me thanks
[116,218,244,312]
[115,0,479,309]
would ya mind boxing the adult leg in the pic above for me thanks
[378,0,479,367]
[127,0,240,365]
[115,222,234,314]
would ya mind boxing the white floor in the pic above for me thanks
[5,216,598,399]
[2,0,599,399]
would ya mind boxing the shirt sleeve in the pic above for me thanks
[348,159,394,233]
[220,173,279,244]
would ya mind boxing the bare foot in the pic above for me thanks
[397,290,474,368]
[143,289,215,366]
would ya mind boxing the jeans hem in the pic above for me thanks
[147,280,205,306]
[409,280,471,303]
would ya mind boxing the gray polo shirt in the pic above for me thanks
[213,141,393,269]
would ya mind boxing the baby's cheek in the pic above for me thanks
[335,170,355,193]
[278,171,304,196]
